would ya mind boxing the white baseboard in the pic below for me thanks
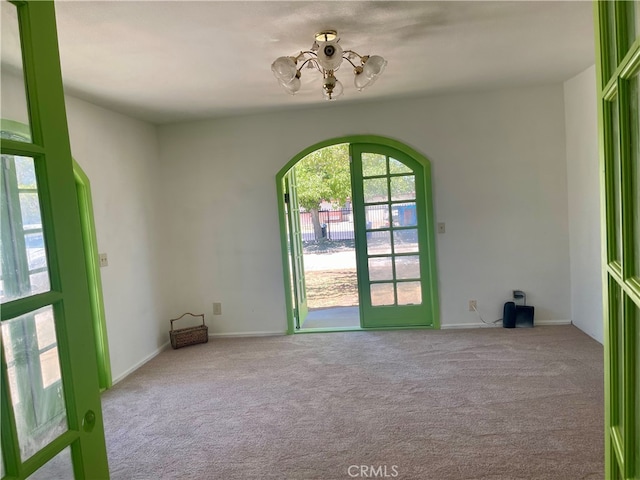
[209,331,286,338]
[535,319,572,325]
[111,341,171,385]
[442,323,501,329]
[442,319,571,330]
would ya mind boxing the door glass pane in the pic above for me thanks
[0,1,31,141]
[389,157,411,174]
[363,178,388,203]
[612,463,623,480]
[393,229,419,253]
[367,231,391,255]
[371,283,394,306]
[608,99,622,263]
[1,306,68,461]
[25,233,45,270]
[27,446,74,480]
[621,1,637,53]
[616,296,624,440]
[609,281,624,438]
[632,74,640,277]
[395,255,420,280]
[362,153,386,177]
[1,155,51,303]
[365,204,389,230]
[20,192,42,227]
[368,257,393,281]
[390,175,415,201]
[635,303,640,479]
[397,281,422,305]
[605,0,617,79]
[391,203,417,227]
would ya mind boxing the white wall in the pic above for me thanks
[564,65,603,343]
[157,85,571,333]
[64,96,165,381]
[1,71,165,382]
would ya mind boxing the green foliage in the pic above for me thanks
[294,144,351,211]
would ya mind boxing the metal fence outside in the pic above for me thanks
[299,203,418,243]
[300,208,355,242]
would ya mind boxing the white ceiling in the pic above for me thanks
[7,1,596,124]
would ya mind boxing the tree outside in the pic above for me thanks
[294,143,351,241]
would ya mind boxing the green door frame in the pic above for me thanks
[73,166,112,391]
[283,168,309,329]
[1,119,112,391]
[593,1,640,478]
[276,135,440,334]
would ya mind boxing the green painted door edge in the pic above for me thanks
[1,119,112,390]
[73,164,112,391]
[276,176,296,335]
[275,135,440,335]
[593,4,613,477]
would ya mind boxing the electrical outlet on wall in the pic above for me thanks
[213,302,222,315]
[99,253,108,268]
[468,300,477,312]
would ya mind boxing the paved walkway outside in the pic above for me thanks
[301,306,360,329]
[303,250,356,271]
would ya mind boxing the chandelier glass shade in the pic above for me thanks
[271,30,387,100]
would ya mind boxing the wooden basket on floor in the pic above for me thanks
[169,313,208,349]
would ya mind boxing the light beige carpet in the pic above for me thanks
[101,325,603,479]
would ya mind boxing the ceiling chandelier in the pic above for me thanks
[271,30,387,100]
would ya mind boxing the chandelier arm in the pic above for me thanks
[292,51,305,62]
[343,50,366,60]
[341,56,359,69]
[293,50,318,62]
[298,57,323,74]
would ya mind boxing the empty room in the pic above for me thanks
[1,1,639,479]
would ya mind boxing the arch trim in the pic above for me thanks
[276,135,439,333]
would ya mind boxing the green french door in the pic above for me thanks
[284,168,308,329]
[278,137,438,332]
[350,144,436,328]
[594,1,640,479]
[1,1,109,479]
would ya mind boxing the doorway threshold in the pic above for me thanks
[295,326,364,334]
[294,325,438,334]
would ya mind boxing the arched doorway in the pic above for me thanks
[276,136,439,333]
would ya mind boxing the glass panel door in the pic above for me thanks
[1,2,109,478]
[595,1,640,478]
[351,144,434,328]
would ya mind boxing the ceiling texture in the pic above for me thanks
[7,1,596,124]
